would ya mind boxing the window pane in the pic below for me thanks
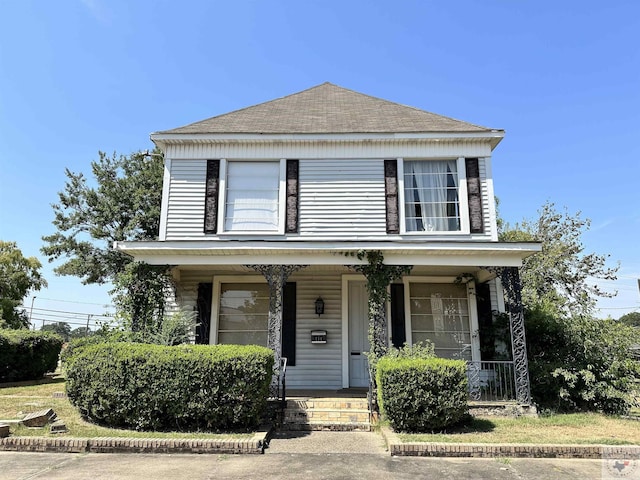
[218,283,269,346]
[225,161,280,231]
[404,160,460,232]
[410,283,471,359]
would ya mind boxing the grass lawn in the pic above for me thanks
[0,377,252,439]
[398,414,640,445]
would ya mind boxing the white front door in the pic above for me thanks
[348,281,370,388]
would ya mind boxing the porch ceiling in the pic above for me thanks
[114,240,540,268]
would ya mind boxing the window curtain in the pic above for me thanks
[225,162,279,231]
[406,160,458,231]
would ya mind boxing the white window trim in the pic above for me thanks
[217,158,287,235]
[402,276,480,362]
[398,157,470,235]
[211,275,267,345]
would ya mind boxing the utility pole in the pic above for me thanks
[29,296,36,330]
[86,314,92,336]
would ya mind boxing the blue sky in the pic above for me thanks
[1,0,638,324]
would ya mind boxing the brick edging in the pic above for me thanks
[0,431,270,455]
[380,427,640,459]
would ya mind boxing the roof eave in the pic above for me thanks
[151,130,505,150]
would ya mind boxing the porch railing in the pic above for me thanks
[466,361,516,402]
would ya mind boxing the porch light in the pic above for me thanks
[315,297,325,316]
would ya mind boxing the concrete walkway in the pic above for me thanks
[266,430,387,455]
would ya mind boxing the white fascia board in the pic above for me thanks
[150,131,505,146]
[114,240,540,267]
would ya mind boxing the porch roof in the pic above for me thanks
[114,240,540,269]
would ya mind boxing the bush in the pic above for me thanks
[64,342,274,431]
[376,356,468,432]
[0,330,63,382]
[526,306,640,415]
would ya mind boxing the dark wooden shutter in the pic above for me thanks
[285,160,299,233]
[384,159,400,234]
[475,282,494,360]
[465,158,484,233]
[282,282,296,366]
[204,160,220,234]
[390,283,406,348]
[195,283,213,344]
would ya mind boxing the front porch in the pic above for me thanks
[277,361,529,431]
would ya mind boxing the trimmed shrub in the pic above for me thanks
[0,330,63,382]
[377,356,468,432]
[64,342,274,431]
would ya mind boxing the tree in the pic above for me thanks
[70,326,92,339]
[0,241,47,328]
[619,311,640,327]
[41,322,71,342]
[526,306,640,414]
[41,150,169,331]
[41,149,164,285]
[500,202,618,317]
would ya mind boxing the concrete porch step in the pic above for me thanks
[282,396,371,432]
[283,421,371,432]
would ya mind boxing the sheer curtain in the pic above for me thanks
[405,160,458,231]
[225,161,280,231]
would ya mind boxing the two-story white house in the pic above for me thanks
[116,83,539,402]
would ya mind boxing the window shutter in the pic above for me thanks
[282,282,296,366]
[285,160,299,233]
[384,159,400,234]
[475,282,493,360]
[465,158,484,234]
[204,160,220,234]
[390,283,406,348]
[195,283,213,344]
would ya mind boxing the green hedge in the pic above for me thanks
[64,342,274,431]
[0,330,63,382]
[376,357,468,432]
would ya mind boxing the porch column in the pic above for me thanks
[246,264,307,391]
[500,267,532,405]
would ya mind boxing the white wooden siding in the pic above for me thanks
[165,160,206,240]
[477,157,493,240]
[298,160,386,237]
[161,144,498,241]
[286,273,343,389]
[172,270,343,389]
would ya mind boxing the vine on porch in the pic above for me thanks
[347,250,412,362]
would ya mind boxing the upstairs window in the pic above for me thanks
[223,160,284,233]
[403,160,461,232]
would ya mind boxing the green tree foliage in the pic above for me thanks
[526,306,640,414]
[619,311,640,327]
[41,150,163,285]
[500,202,618,317]
[0,241,47,329]
[111,261,173,336]
[41,150,170,331]
[41,322,71,342]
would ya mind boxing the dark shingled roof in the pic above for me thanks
[158,83,497,135]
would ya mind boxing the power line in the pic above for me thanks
[31,296,114,308]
